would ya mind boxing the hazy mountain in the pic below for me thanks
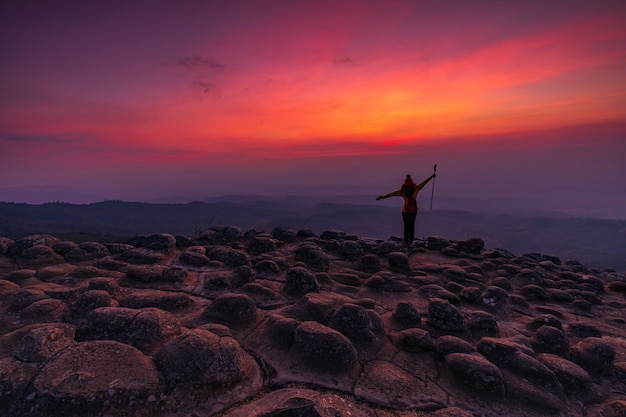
[1,197,624,271]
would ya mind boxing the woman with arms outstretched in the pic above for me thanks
[376,173,436,245]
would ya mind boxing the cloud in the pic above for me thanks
[333,57,355,65]
[0,134,62,143]
[191,80,217,94]
[175,55,225,70]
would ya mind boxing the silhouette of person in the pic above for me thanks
[376,173,436,245]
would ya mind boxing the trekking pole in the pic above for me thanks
[430,164,437,211]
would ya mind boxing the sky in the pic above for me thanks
[1,0,626,218]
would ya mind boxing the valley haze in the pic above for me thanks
[1,194,624,273]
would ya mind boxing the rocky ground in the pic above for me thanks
[0,226,625,417]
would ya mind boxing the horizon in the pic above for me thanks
[1,1,625,220]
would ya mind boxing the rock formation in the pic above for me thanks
[0,228,625,417]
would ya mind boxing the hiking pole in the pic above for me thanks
[430,164,437,211]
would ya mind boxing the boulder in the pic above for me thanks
[446,353,504,395]
[283,267,320,297]
[328,303,376,342]
[479,286,510,308]
[388,252,410,273]
[392,301,422,327]
[530,325,570,357]
[477,337,534,365]
[358,254,381,272]
[75,306,182,354]
[435,335,475,356]
[291,321,358,372]
[571,337,616,376]
[427,298,465,332]
[538,353,593,395]
[399,328,433,352]
[466,310,499,336]
[127,233,177,250]
[155,329,253,390]
[10,234,59,255]
[30,341,161,414]
[203,293,258,326]
[294,244,330,272]
[18,245,64,266]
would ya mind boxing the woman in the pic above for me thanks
[376,173,436,245]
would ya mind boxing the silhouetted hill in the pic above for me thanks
[0,199,624,271]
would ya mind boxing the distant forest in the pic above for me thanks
[1,200,625,272]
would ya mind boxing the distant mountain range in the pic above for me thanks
[0,197,624,271]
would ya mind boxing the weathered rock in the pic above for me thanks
[0,357,38,410]
[120,289,193,311]
[75,306,182,354]
[364,272,412,292]
[291,321,358,372]
[87,277,122,296]
[20,298,68,322]
[10,234,60,255]
[231,265,256,287]
[399,328,433,352]
[428,236,451,250]
[203,293,258,326]
[427,298,465,332]
[1,227,625,417]
[435,335,475,356]
[66,290,115,322]
[224,249,250,267]
[9,289,49,311]
[597,400,626,417]
[180,247,211,266]
[119,247,167,264]
[330,272,362,286]
[63,242,110,261]
[455,238,485,254]
[294,244,330,271]
[155,329,253,390]
[127,233,177,250]
[392,301,422,327]
[527,314,564,332]
[477,336,534,365]
[479,285,510,308]
[0,237,14,254]
[538,353,593,395]
[271,226,298,243]
[466,310,499,336]
[18,245,64,266]
[258,396,320,417]
[387,251,410,272]
[12,325,74,363]
[420,284,460,305]
[328,303,376,342]
[503,351,563,396]
[530,325,570,357]
[283,267,320,297]
[354,360,444,409]
[30,341,161,414]
[358,253,381,272]
[571,337,616,376]
[432,407,475,417]
[200,225,243,244]
[446,353,504,395]
[263,314,301,348]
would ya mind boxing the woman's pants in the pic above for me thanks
[402,212,417,244]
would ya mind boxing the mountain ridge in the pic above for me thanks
[0,200,624,272]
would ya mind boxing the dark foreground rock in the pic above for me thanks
[0,230,625,417]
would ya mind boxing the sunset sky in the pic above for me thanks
[1,1,625,218]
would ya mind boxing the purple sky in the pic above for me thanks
[1,1,625,218]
